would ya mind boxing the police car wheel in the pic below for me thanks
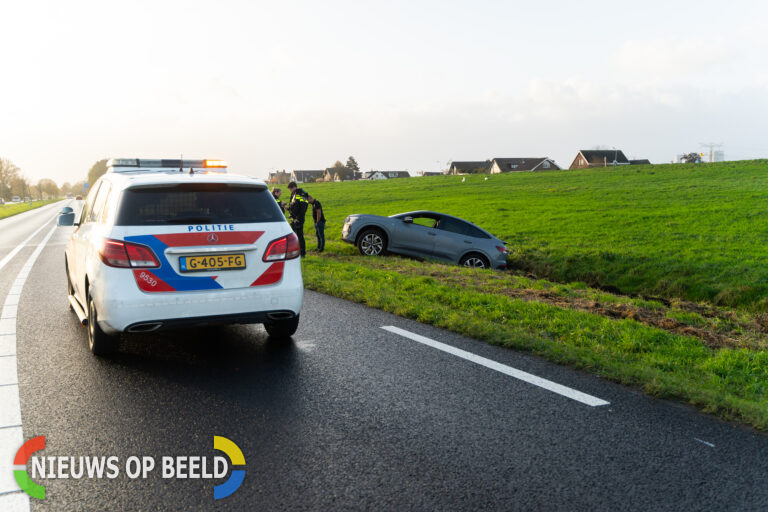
[460,254,489,269]
[357,229,385,256]
[66,262,74,311]
[87,293,117,356]
[264,315,300,339]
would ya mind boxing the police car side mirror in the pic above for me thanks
[403,216,413,224]
[58,212,76,226]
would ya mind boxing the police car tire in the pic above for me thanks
[66,262,74,311]
[264,315,300,339]
[87,292,118,356]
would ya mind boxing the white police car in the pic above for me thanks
[60,158,303,355]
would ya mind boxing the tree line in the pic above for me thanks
[0,157,101,202]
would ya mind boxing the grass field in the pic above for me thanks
[299,160,768,311]
[0,199,59,220]
[292,161,768,427]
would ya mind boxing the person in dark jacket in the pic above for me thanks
[271,187,285,213]
[287,182,308,256]
[307,196,326,252]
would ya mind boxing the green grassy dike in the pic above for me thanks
[299,160,768,311]
[0,199,59,220]
[302,254,768,429]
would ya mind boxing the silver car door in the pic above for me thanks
[391,215,438,256]
[433,217,476,262]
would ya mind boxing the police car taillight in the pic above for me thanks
[99,239,160,268]
[262,234,301,261]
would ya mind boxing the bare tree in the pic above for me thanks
[10,175,29,198]
[0,158,21,200]
[87,159,108,187]
[37,178,60,199]
[71,181,87,195]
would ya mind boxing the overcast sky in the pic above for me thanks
[1,0,767,184]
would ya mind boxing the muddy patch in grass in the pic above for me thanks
[317,254,767,351]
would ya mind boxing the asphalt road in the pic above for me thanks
[1,205,767,511]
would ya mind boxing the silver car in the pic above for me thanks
[341,210,508,269]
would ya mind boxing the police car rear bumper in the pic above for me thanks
[124,309,297,333]
[93,266,303,334]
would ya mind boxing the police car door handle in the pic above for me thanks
[463,240,472,244]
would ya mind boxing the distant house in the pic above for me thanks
[364,170,411,180]
[419,171,443,177]
[629,159,651,165]
[290,170,325,183]
[490,157,560,173]
[364,171,387,180]
[266,170,290,184]
[448,161,491,174]
[569,150,630,170]
[324,167,356,182]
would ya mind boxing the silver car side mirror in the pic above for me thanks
[403,216,413,223]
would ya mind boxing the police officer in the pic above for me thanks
[287,182,308,257]
[307,195,326,252]
[271,187,286,213]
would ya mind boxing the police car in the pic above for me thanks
[60,158,303,355]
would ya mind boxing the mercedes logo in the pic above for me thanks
[207,233,219,244]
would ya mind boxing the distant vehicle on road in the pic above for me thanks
[341,210,507,269]
[23,197,30,202]
[12,196,21,203]
[67,193,73,199]
[59,157,303,355]
[75,195,83,200]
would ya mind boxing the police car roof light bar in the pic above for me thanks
[106,158,228,174]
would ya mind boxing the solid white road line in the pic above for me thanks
[694,438,716,448]
[0,202,61,273]
[381,325,610,407]
[0,223,56,510]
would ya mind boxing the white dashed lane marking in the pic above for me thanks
[0,202,61,273]
[0,222,56,510]
[381,325,610,407]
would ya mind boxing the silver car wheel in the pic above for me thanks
[463,257,487,268]
[360,233,384,255]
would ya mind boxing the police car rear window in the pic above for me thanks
[115,184,284,226]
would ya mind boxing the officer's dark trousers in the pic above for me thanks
[292,221,306,256]
[314,220,325,251]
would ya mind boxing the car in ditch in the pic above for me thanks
[58,158,303,355]
[341,210,507,270]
